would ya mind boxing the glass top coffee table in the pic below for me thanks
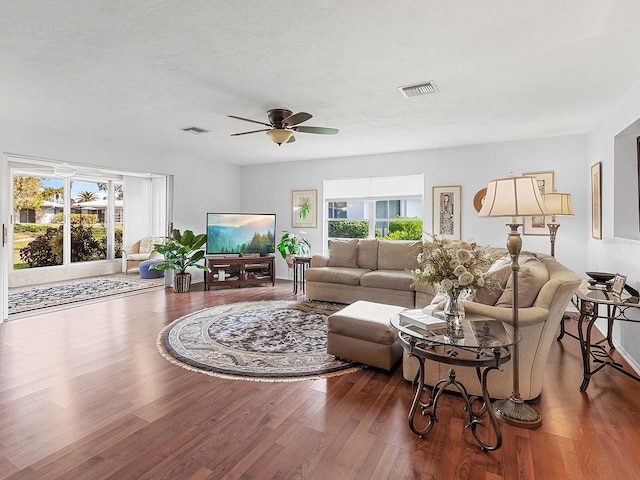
[391,313,519,451]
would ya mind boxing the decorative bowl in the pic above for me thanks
[585,271,616,283]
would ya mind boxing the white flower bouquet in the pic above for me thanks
[413,234,499,295]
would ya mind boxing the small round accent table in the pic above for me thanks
[390,313,519,451]
[292,256,311,294]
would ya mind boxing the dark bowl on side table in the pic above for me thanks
[585,272,616,283]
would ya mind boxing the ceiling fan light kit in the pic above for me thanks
[266,129,294,145]
[229,108,338,145]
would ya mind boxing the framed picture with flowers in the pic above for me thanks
[292,189,317,228]
[432,186,461,240]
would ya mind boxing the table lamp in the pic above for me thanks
[541,191,573,257]
[478,174,549,428]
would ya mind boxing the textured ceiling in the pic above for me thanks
[1,0,640,166]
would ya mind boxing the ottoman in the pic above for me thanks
[327,300,405,370]
[139,259,164,279]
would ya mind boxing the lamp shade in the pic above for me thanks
[541,191,573,216]
[266,129,293,145]
[478,175,549,218]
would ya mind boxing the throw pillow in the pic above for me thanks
[495,257,549,308]
[474,264,511,306]
[378,240,421,271]
[328,239,359,268]
[357,239,379,270]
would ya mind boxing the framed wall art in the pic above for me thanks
[523,171,554,235]
[611,273,627,296]
[292,189,317,228]
[432,185,461,240]
[591,162,602,239]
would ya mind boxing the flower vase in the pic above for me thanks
[444,289,467,336]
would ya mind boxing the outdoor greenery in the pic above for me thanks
[329,217,422,240]
[328,220,370,238]
[51,213,99,224]
[16,222,123,268]
[383,218,423,240]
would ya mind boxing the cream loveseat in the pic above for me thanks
[307,238,580,401]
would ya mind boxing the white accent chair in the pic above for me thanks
[122,236,164,274]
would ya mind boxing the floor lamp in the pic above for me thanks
[478,174,549,429]
[541,191,574,258]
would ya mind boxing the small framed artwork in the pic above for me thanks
[292,189,317,228]
[432,185,461,240]
[523,171,554,235]
[591,162,602,239]
[611,273,627,296]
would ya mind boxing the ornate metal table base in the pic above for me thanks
[578,299,640,392]
[560,281,640,392]
[403,335,509,451]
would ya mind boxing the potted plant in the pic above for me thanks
[152,229,209,293]
[277,230,311,268]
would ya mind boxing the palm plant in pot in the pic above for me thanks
[153,229,209,293]
[277,230,311,268]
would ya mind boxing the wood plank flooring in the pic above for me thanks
[1,281,639,479]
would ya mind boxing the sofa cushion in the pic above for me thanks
[127,253,152,261]
[357,239,379,270]
[305,267,369,286]
[377,240,421,271]
[328,239,359,268]
[474,264,512,306]
[139,236,163,254]
[496,256,549,308]
[360,270,416,291]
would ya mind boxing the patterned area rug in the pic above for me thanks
[158,300,365,382]
[8,277,163,315]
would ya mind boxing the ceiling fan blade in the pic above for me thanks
[228,115,272,127]
[293,126,339,135]
[231,128,271,136]
[283,112,312,126]
[287,134,296,143]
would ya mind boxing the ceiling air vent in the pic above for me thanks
[181,126,210,134]
[398,81,438,98]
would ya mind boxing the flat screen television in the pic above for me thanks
[206,213,276,256]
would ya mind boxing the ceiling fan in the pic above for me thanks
[229,108,339,145]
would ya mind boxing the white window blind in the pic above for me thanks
[324,174,424,201]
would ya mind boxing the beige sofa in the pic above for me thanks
[406,251,581,401]
[308,238,580,401]
[306,239,434,308]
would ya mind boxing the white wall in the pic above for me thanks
[241,134,589,279]
[587,82,640,373]
[0,119,242,285]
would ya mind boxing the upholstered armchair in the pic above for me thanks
[122,236,164,274]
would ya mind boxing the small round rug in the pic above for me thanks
[157,300,365,382]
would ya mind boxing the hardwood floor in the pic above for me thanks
[1,281,639,479]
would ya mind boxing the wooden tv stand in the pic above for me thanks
[205,256,275,290]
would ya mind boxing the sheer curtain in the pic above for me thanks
[123,175,169,247]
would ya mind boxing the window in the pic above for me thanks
[324,175,424,243]
[10,165,124,270]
